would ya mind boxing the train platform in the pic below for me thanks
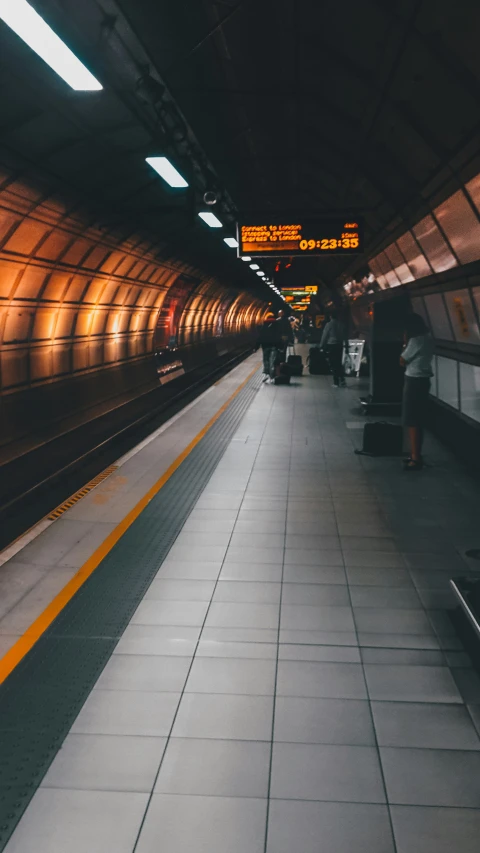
[1,352,480,853]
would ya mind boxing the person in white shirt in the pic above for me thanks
[400,314,434,471]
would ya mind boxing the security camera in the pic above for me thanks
[203,191,218,206]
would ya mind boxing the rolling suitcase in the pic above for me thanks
[307,347,330,375]
[287,344,303,376]
[274,362,291,385]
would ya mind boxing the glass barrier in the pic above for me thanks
[460,361,480,423]
[410,296,431,330]
[436,355,459,409]
[396,232,432,279]
[384,244,414,283]
[434,190,480,265]
[384,270,402,287]
[413,215,457,273]
[471,285,480,325]
[367,170,480,287]
[444,288,480,345]
[465,173,480,215]
[423,293,454,340]
[368,256,388,289]
[374,252,401,288]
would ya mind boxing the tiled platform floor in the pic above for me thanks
[5,362,480,852]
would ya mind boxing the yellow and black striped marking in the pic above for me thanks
[48,465,119,520]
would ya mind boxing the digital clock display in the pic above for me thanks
[237,217,364,257]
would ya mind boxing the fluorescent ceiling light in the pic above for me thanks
[198,211,222,228]
[249,263,260,270]
[256,271,264,277]
[241,256,251,262]
[0,0,102,91]
[146,156,188,188]
[224,237,239,248]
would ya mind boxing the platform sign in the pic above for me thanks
[280,285,318,311]
[238,217,363,257]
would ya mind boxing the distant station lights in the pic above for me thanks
[198,211,223,228]
[241,256,251,262]
[0,0,102,90]
[249,264,260,270]
[146,157,188,188]
[223,237,239,248]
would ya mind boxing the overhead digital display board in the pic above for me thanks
[238,217,363,257]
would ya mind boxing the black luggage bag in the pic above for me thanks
[360,422,404,456]
[287,344,303,376]
[308,347,330,375]
[274,362,291,385]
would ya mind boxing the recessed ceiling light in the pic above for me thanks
[146,157,188,188]
[249,264,260,270]
[241,256,251,262]
[0,0,102,90]
[256,271,264,277]
[198,211,223,228]
[224,237,239,248]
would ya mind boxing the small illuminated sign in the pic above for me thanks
[238,217,363,257]
[280,285,317,312]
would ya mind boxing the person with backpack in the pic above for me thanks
[400,313,434,471]
[320,309,348,387]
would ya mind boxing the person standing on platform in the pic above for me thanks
[257,313,282,382]
[275,308,294,364]
[400,313,434,471]
[320,309,347,387]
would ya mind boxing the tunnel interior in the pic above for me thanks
[1,0,480,459]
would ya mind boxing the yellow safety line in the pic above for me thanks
[0,366,258,685]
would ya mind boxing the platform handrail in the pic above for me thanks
[450,578,480,642]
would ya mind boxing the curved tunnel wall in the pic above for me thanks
[0,169,266,455]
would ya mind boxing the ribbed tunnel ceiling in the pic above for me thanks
[116,0,480,285]
[0,0,268,300]
[1,0,480,290]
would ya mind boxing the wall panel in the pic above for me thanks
[0,168,266,453]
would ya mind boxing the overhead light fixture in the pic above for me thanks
[146,156,188,188]
[198,211,222,228]
[224,237,239,248]
[256,271,264,277]
[0,0,102,91]
[249,264,260,270]
[241,256,251,262]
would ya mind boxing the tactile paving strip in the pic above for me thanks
[0,369,261,850]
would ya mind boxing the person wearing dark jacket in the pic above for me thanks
[276,309,294,345]
[274,309,294,369]
[257,314,283,381]
[320,310,348,387]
